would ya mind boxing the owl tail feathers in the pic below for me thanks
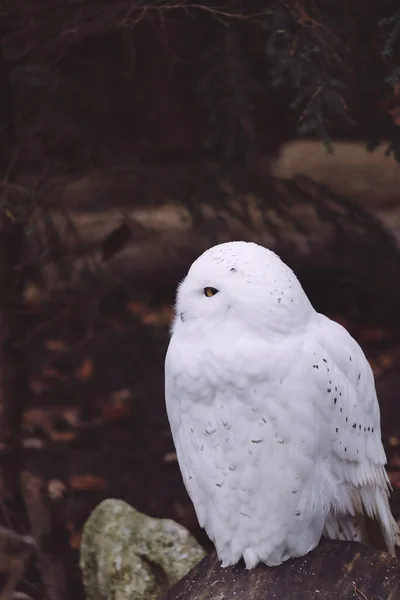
[323,487,400,556]
[323,513,367,546]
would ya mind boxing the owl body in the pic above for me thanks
[165,241,399,568]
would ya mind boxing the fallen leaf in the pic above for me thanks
[376,352,394,370]
[126,300,148,317]
[22,438,45,450]
[141,306,174,327]
[389,436,400,448]
[23,282,44,306]
[52,431,78,443]
[69,529,83,550]
[75,358,94,381]
[126,301,173,326]
[164,451,177,463]
[23,407,79,443]
[68,474,107,491]
[45,339,70,352]
[101,389,133,421]
[48,479,66,500]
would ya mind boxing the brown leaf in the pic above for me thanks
[126,300,148,317]
[75,358,94,381]
[141,306,174,327]
[23,282,44,306]
[45,339,70,352]
[389,436,400,448]
[68,474,107,491]
[69,529,83,550]
[51,431,77,443]
[126,301,173,326]
[101,389,133,421]
[48,479,66,500]
[66,522,83,549]
[164,451,177,464]
[22,438,45,450]
[376,352,394,370]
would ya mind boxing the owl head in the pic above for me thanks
[172,241,313,337]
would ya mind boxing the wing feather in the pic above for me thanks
[310,314,399,554]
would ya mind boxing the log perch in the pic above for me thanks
[163,540,400,600]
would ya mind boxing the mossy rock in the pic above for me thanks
[80,499,206,600]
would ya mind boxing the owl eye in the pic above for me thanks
[204,286,219,297]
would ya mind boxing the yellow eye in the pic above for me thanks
[204,287,219,297]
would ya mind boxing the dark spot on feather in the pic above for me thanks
[323,358,327,363]
[327,388,331,393]
[313,365,319,369]
[295,511,301,516]
[358,373,361,380]
[336,428,338,433]
[334,398,337,404]
[353,423,357,429]
[251,439,264,444]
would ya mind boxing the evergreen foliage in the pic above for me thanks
[1,0,400,164]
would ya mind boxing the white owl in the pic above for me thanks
[165,241,399,569]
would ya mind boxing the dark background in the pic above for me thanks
[1,2,400,599]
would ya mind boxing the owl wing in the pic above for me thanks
[309,313,399,553]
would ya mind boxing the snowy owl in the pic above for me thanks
[165,241,399,569]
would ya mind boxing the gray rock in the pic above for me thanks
[80,499,206,600]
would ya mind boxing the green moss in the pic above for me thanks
[80,499,206,600]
